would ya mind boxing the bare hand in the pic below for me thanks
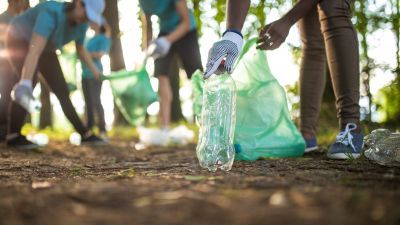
[256,18,292,50]
[93,69,102,80]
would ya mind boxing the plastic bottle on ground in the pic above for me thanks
[196,73,237,172]
[364,129,400,166]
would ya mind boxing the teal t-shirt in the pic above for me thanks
[9,1,88,51]
[139,0,196,34]
[81,34,111,79]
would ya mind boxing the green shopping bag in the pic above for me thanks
[192,38,305,160]
[102,62,158,125]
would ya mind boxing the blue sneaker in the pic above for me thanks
[304,137,318,153]
[327,123,364,159]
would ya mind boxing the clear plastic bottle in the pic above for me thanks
[196,73,237,172]
[364,129,400,166]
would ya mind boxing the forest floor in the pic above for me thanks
[0,138,399,225]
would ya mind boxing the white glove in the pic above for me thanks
[11,80,41,112]
[150,37,172,59]
[204,31,243,79]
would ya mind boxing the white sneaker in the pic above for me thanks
[138,127,169,146]
[168,125,194,145]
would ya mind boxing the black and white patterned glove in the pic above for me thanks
[204,31,243,79]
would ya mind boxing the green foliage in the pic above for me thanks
[192,0,202,36]
[117,168,136,178]
[190,0,290,38]
[70,166,86,177]
[375,78,400,124]
[353,0,400,122]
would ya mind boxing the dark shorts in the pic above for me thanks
[154,29,203,79]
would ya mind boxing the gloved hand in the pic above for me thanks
[11,80,40,112]
[204,31,243,79]
[150,37,172,59]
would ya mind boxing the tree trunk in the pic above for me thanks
[104,0,129,126]
[356,0,372,121]
[39,77,52,129]
[170,55,185,122]
[104,0,125,71]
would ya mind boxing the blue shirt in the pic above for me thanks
[9,1,88,51]
[139,0,196,34]
[81,34,111,79]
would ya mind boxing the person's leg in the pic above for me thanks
[92,79,106,133]
[82,78,95,131]
[38,52,88,136]
[154,44,174,129]
[158,76,173,129]
[175,30,203,78]
[298,5,327,140]
[318,0,360,132]
[318,0,363,159]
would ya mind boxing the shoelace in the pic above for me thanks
[335,123,357,151]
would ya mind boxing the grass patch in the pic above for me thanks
[117,168,136,178]
[70,166,86,177]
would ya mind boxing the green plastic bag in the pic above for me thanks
[192,38,305,160]
[102,63,158,125]
[191,70,204,125]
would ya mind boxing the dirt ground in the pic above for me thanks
[0,139,399,225]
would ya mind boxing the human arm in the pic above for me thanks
[203,0,251,79]
[150,0,192,58]
[257,0,320,50]
[76,44,101,79]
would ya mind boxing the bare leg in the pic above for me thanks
[158,76,173,129]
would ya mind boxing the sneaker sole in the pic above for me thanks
[327,153,361,160]
[305,146,318,153]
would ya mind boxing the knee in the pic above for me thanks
[298,26,325,54]
[56,93,73,108]
[302,41,325,59]
[159,90,173,104]
[158,77,172,103]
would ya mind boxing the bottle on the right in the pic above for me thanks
[364,129,400,166]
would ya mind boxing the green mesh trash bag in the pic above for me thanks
[192,38,305,160]
[102,63,158,125]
